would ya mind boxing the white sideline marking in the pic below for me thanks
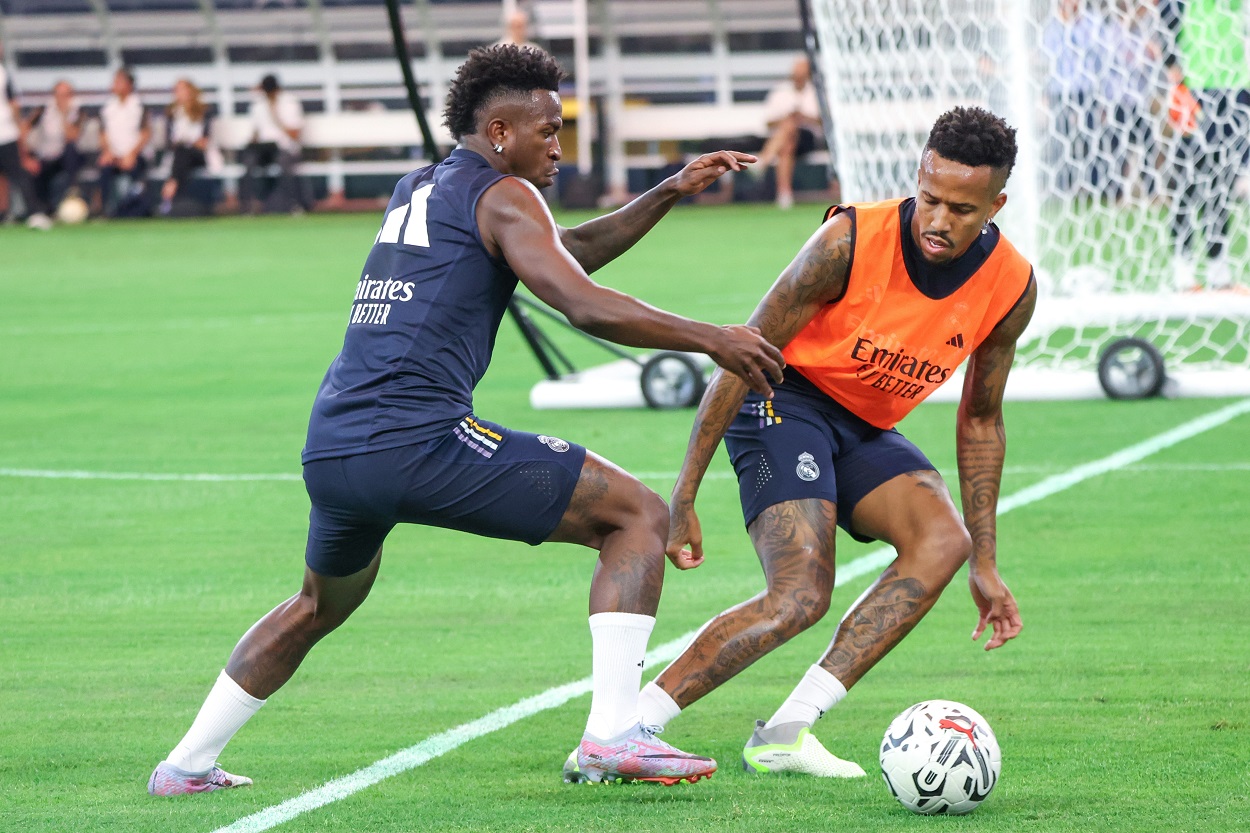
[0,467,735,484]
[0,468,302,482]
[0,312,341,338]
[4,462,1250,484]
[211,398,1250,833]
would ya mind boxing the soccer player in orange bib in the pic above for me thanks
[565,106,1034,782]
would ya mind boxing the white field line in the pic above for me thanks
[3,462,1250,484]
[210,398,1250,833]
[0,311,342,338]
[0,468,303,482]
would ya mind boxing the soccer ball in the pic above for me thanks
[56,194,90,225]
[879,700,1001,815]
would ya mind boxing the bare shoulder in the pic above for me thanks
[478,174,547,220]
[985,272,1038,347]
[746,210,854,344]
[786,210,855,303]
[960,273,1037,417]
[820,210,855,256]
[476,175,556,255]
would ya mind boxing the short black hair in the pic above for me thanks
[260,74,279,95]
[443,44,566,140]
[924,106,1018,184]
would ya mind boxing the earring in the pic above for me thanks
[981,220,991,235]
[493,143,504,154]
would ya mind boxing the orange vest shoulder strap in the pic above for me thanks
[823,198,904,223]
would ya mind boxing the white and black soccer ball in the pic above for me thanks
[56,194,90,225]
[880,699,1001,815]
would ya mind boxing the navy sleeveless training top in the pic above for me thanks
[302,149,517,463]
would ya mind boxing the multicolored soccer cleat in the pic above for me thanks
[562,748,585,784]
[742,719,866,778]
[566,723,716,785]
[147,761,253,796]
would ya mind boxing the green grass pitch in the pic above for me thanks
[1,205,1247,832]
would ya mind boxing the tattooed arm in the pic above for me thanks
[666,213,854,568]
[956,274,1037,650]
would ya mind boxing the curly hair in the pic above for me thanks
[443,44,566,139]
[924,106,1018,184]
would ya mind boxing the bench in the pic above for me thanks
[606,101,831,203]
[615,103,770,144]
[212,104,817,208]
[87,94,971,213]
[204,111,454,205]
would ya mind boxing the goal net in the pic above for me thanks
[804,0,1250,399]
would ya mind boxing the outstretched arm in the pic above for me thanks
[956,275,1037,650]
[557,151,755,274]
[478,173,784,396]
[667,214,854,567]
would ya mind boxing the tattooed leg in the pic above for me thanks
[821,470,971,687]
[654,498,837,707]
[547,452,669,616]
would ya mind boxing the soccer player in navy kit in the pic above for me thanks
[148,44,784,795]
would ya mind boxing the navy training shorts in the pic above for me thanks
[724,371,935,543]
[302,415,588,577]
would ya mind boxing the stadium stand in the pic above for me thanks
[0,0,833,211]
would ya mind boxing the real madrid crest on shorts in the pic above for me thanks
[538,435,570,453]
[796,451,820,481]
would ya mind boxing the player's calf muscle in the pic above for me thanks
[821,568,930,685]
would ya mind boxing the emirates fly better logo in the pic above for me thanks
[850,336,956,400]
[349,274,417,326]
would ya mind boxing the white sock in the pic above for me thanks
[765,665,847,729]
[165,670,266,773]
[637,680,682,730]
[585,612,655,739]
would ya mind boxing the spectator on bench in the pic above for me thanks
[0,43,53,229]
[754,56,824,210]
[26,80,85,214]
[98,66,152,218]
[496,8,541,50]
[239,74,310,214]
[159,78,215,216]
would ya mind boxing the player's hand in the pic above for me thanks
[667,151,758,197]
[708,324,785,398]
[969,567,1022,651]
[666,499,705,570]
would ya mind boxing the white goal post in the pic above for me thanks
[803,0,1250,399]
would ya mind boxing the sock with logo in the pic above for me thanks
[764,664,847,729]
[585,612,655,739]
[637,680,683,730]
[164,670,266,773]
